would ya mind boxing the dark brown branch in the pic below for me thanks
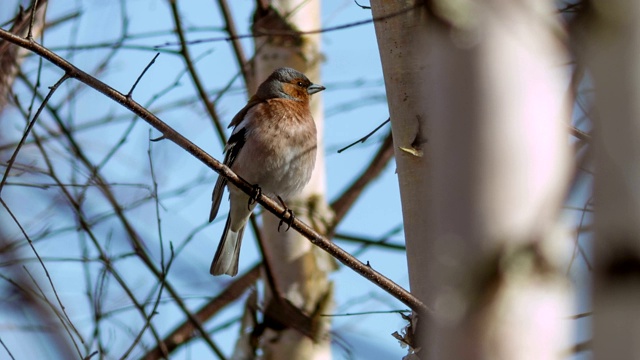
[0,28,429,315]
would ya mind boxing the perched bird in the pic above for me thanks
[209,67,325,276]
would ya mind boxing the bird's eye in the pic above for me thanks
[297,81,304,87]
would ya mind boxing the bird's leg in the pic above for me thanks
[276,195,295,232]
[247,184,262,210]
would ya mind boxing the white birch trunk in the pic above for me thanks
[233,1,334,359]
[585,2,640,359]
[371,1,571,359]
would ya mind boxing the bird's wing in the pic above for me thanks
[210,126,247,222]
[210,99,262,222]
[228,95,261,128]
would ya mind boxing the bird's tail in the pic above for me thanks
[210,215,245,276]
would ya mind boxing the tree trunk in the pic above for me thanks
[0,1,47,113]
[371,1,571,359]
[232,1,334,359]
[585,2,640,359]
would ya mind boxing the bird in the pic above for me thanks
[209,67,325,276]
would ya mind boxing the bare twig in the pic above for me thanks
[334,230,405,252]
[354,0,371,10]
[0,336,15,360]
[0,74,69,195]
[337,118,390,153]
[27,0,42,40]
[0,199,78,358]
[127,53,160,97]
[117,134,177,359]
[22,266,83,357]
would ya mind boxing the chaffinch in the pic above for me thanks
[209,67,325,276]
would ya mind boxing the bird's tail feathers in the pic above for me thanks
[210,215,244,276]
[209,176,227,222]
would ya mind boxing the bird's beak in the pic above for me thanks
[307,83,326,95]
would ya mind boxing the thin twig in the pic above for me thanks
[116,134,175,359]
[334,230,405,252]
[1,189,83,342]
[0,73,69,195]
[120,247,175,359]
[27,0,41,40]
[337,118,390,153]
[22,266,83,357]
[321,309,409,317]
[0,198,82,357]
[354,0,371,10]
[0,336,15,360]
[127,53,160,97]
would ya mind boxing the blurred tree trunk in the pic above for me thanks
[0,1,47,113]
[232,1,334,359]
[371,1,571,359]
[584,1,640,359]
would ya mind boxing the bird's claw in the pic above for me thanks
[277,195,295,232]
[247,184,262,210]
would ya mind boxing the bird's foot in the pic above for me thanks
[277,195,295,232]
[247,184,262,210]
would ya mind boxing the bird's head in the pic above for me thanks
[256,67,325,102]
